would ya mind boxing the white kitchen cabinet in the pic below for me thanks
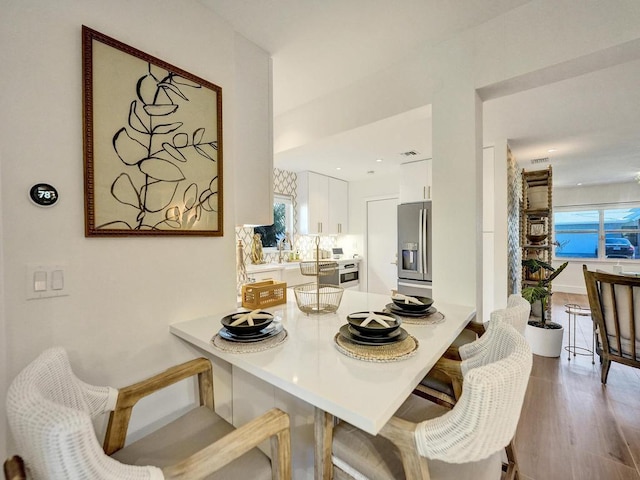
[233,34,274,226]
[298,171,348,234]
[329,177,348,234]
[281,265,308,287]
[247,268,281,283]
[399,159,432,203]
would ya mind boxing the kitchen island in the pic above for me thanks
[170,289,474,479]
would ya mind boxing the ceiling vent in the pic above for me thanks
[400,150,420,157]
[530,157,550,165]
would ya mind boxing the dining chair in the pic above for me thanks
[445,294,530,359]
[415,294,530,406]
[330,322,532,480]
[583,265,640,384]
[6,347,291,479]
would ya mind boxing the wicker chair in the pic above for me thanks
[330,322,532,480]
[5,348,291,479]
[415,294,530,406]
[583,266,640,384]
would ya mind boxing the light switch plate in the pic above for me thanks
[26,264,69,300]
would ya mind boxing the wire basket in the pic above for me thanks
[294,283,344,314]
[299,261,339,276]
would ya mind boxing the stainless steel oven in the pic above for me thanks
[339,262,359,289]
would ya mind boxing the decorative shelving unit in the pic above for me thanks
[521,166,553,320]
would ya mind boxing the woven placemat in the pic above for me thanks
[395,311,445,325]
[211,329,288,353]
[384,306,445,325]
[334,331,419,362]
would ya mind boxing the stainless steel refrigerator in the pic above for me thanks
[397,201,432,298]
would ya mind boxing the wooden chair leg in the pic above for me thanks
[601,358,611,384]
[502,440,519,480]
[3,456,26,480]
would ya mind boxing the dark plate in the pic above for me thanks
[218,322,282,343]
[347,311,401,336]
[347,325,402,343]
[391,295,434,312]
[339,324,407,346]
[385,303,437,318]
[221,310,274,335]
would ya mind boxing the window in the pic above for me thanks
[554,206,640,260]
[253,194,293,250]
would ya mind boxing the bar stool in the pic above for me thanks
[564,303,595,364]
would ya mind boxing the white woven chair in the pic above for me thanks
[491,294,531,336]
[414,294,530,405]
[6,347,291,480]
[331,322,532,480]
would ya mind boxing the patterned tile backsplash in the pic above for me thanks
[235,168,337,269]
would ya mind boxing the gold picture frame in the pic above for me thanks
[82,26,223,236]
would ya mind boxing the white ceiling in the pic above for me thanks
[200,0,640,188]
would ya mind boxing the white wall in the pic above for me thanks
[0,147,6,458]
[0,0,251,452]
[274,0,640,317]
[342,174,400,292]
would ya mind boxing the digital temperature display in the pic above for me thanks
[29,183,59,207]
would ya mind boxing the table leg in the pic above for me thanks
[567,309,572,361]
[314,407,334,480]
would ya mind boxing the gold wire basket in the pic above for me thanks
[294,283,344,314]
[299,261,339,276]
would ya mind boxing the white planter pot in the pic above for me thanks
[525,323,564,357]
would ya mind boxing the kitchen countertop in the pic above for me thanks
[170,289,474,435]
[246,257,361,273]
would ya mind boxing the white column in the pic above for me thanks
[431,41,482,312]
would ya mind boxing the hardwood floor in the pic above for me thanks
[515,292,640,480]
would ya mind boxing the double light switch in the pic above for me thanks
[26,264,68,299]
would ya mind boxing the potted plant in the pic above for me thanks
[521,260,569,357]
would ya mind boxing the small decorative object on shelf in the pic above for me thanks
[251,233,265,264]
[236,239,248,294]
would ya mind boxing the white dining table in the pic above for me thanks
[170,289,475,479]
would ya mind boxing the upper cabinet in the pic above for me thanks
[329,177,348,234]
[298,171,348,235]
[233,34,274,226]
[399,159,432,203]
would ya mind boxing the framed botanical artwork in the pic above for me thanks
[82,26,223,236]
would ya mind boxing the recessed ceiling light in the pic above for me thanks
[577,182,582,186]
[547,148,558,153]
[376,158,383,163]
[336,167,341,171]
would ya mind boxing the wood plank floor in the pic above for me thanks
[515,292,640,480]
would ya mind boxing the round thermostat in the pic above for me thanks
[29,183,59,207]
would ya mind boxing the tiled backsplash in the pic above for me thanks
[236,168,338,268]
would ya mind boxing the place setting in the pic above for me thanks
[334,311,419,362]
[384,293,445,325]
[211,309,288,353]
